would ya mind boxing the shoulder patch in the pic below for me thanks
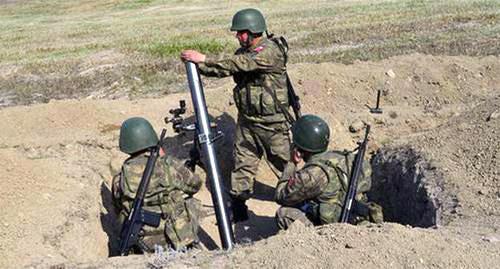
[253,45,266,53]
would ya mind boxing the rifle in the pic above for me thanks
[119,129,167,256]
[287,72,302,120]
[340,125,371,223]
[269,35,302,121]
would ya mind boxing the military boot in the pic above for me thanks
[230,197,249,223]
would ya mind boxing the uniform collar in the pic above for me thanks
[306,151,328,163]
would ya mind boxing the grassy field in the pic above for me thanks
[0,0,499,106]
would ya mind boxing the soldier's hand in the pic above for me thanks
[180,50,206,63]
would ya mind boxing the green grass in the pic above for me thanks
[0,0,499,107]
[146,37,235,58]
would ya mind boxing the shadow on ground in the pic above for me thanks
[234,211,278,244]
[99,182,121,256]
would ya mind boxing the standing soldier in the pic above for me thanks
[181,8,292,222]
[112,117,202,252]
[275,115,383,230]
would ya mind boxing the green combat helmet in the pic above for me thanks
[291,115,330,153]
[119,117,159,154]
[230,8,267,34]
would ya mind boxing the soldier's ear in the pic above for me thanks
[292,148,302,164]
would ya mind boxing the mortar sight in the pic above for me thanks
[165,100,188,133]
[170,100,186,116]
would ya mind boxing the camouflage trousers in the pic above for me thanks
[276,200,384,230]
[231,120,291,200]
[117,197,201,251]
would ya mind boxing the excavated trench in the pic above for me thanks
[368,146,447,228]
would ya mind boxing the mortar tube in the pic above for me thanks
[184,61,234,250]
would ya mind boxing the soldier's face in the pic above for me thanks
[236,31,250,47]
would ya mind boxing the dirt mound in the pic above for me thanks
[1,54,499,268]
[174,221,499,269]
[62,221,500,269]
[406,95,500,221]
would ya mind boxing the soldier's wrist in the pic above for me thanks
[202,56,216,65]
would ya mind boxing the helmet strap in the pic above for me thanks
[130,149,148,157]
[246,34,254,47]
[249,32,264,47]
[301,150,314,162]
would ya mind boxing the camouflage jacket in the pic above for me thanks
[275,151,374,224]
[198,37,289,123]
[112,153,202,218]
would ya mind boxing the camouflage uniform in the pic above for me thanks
[199,37,291,200]
[275,151,383,230]
[112,153,202,250]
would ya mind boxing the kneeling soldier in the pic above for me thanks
[275,115,383,230]
[112,117,202,251]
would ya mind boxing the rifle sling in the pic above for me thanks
[262,83,296,124]
[272,36,300,122]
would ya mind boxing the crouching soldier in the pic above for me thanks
[275,115,383,230]
[112,117,202,252]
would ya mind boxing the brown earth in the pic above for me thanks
[0,54,499,268]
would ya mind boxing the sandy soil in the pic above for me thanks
[0,54,499,268]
